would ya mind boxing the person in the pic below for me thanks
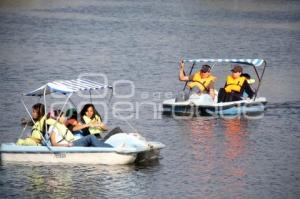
[17,103,46,146]
[241,73,256,98]
[47,110,112,147]
[178,58,216,101]
[80,104,123,139]
[218,65,254,102]
[65,108,87,139]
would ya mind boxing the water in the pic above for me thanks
[0,0,300,198]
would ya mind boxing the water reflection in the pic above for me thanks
[185,118,215,162]
[180,118,250,198]
[221,118,249,198]
[26,166,73,198]
[1,164,152,198]
[222,118,248,160]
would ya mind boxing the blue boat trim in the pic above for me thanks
[162,102,267,116]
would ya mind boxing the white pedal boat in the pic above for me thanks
[162,59,267,116]
[0,79,165,165]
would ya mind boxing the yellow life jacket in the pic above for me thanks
[16,137,41,146]
[188,73,216,92]
[17,116,46,146]
[224,75,246,93]
[30,116,46,144]
[83,115,104,135]
[46,118,74,142]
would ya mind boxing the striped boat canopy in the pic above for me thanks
[24,79,112,96]
[183,59,265,67]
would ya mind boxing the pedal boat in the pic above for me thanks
[1,79,165,165]
[162,59,267,116]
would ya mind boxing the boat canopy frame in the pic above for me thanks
[21,78,114,122]
[183,59,267,99]
[20,79,114,147]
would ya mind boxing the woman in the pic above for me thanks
[17,103,46,146]
[80,104,122,139]
[47,110,112,147]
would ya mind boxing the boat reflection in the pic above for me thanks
[2,164,147,198]
[181,117,250,198]
[223,118,248,161]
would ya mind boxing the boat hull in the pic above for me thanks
[162,97,267,116]
[0,143,162,165]
[1,151,136,165]
[1,133,165,165]
[135,141,163,163]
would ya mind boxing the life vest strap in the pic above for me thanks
[188,80,210,92]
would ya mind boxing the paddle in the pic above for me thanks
[182,61,195,91]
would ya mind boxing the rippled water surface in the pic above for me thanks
[0,0,300,198]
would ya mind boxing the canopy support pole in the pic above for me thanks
[21,97,35,125]
[69,97,78,109]
[18,122,28,139]
[89,90,93,103]
[43,87,48,132]
[41,87,54,152]
[183,61,195,91]
[59,93,73,117]
[253,60,267,100]
[19,97,34,140]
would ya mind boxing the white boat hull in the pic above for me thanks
[1,150,136,165]
[0,133,165,165]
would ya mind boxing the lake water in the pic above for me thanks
[0,0,300,198]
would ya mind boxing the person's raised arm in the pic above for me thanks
[71,121,90,132]
[179,58,189,81]
[98,122,108,131]
[92,120,108,131]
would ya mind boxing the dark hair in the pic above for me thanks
[32,103,46,136]
[80,104,101,122]
[241,73,251,79]
[32,103,45,121]
[65,108,77,120]
[231,65,243,73]
[200,64,211,73]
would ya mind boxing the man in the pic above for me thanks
[218,65,254,102]
[178,59,216,101]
